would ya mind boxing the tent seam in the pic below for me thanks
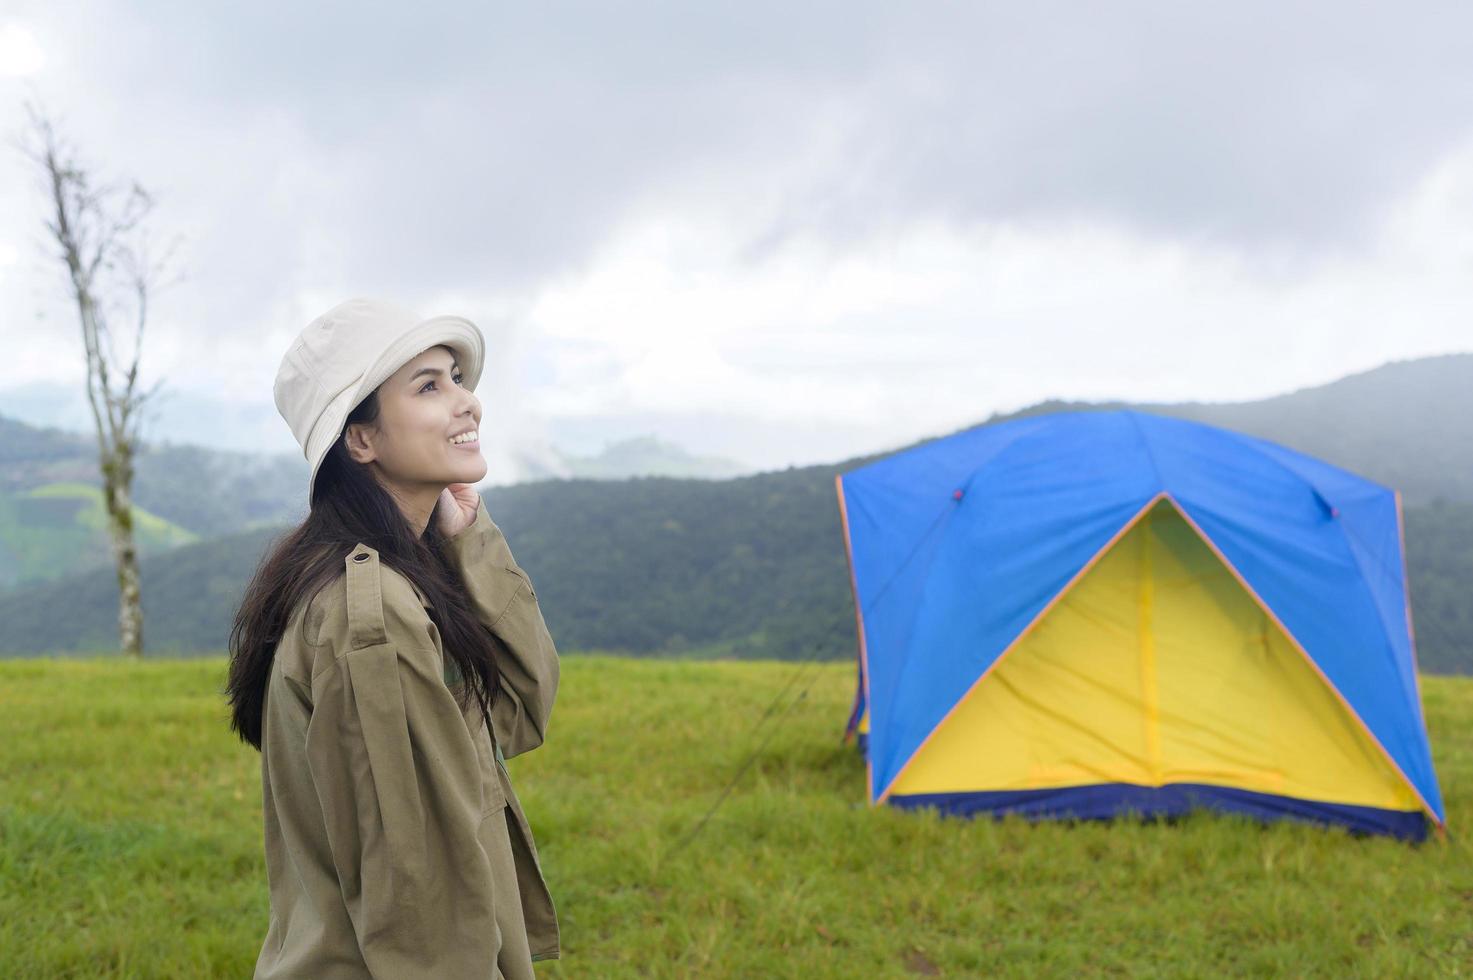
[1126,411,1166,489]
[1326,506,1427,756]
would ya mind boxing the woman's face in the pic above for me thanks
[345,345,486,494]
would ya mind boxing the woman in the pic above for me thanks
[225,297,560,979]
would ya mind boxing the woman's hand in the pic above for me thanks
[435,483,481,538]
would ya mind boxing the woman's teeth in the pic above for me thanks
[449,432,478,445]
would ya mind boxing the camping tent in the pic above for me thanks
[836,409,1444,841]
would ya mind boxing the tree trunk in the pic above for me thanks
[104,448,143,658]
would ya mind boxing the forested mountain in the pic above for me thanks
[0,413,307,539]
[0,421,748,588]
[1,430,1469,672]
[0,353,1469,669]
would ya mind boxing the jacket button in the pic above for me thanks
[353,552,369,562]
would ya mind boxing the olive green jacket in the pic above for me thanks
[254,496,560,979]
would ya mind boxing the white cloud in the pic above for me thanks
[518,139,1473,466]
[0,24,45,77]
[3,2,1473,474]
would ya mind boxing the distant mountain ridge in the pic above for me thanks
[1,352,1470,669]
[0,416,751,588]
[972,353,1473,506]
[511,434,754,481]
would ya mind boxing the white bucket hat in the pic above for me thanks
[274,297,485,503]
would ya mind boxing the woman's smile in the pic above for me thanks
[448,428,480,451]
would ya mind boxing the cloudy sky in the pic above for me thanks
[2,2,1471,477]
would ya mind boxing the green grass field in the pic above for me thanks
[1,656,1470,977]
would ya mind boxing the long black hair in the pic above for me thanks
[224,359,501,750]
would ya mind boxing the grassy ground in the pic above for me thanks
[1,655,1470,977]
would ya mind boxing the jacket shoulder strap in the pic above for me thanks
[344,543,388,650]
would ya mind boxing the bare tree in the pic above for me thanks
[17,98,183,658]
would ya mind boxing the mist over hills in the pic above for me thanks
[1,352,1469,670]
[0,415,749,589]
[512,434,754,482]
[0,412,752,525]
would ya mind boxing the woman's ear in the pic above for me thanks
[343,422,378,465]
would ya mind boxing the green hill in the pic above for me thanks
[0,521,276,655]
[0,484,198,590]
[1,353,1470,667]
[1,469,1468,672]
[0,413,307,539]
[2,351,1470,541]
[1,657,1469,976]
